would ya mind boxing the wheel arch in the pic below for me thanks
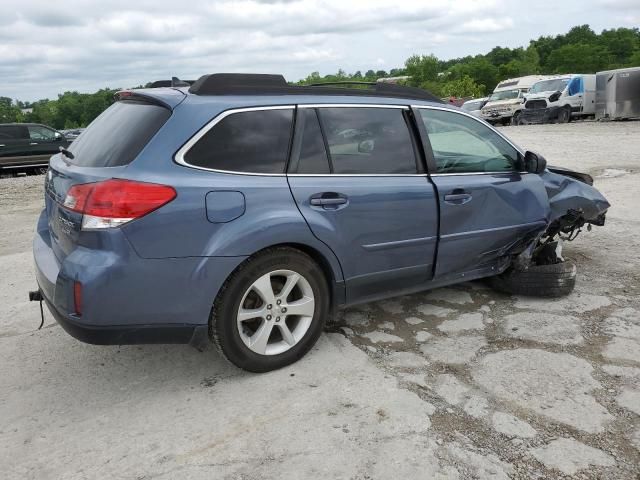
[218,242,346,311]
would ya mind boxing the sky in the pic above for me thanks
[1,0,638,101]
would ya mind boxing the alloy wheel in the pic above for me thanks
[237,269,315,355]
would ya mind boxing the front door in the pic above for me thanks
[414,107,550,281]
[287,106,438,304]
[27,125,63,164]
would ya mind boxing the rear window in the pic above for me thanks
[183,108,294,174]
[68,100,170,167]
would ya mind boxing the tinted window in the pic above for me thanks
[295,109,330,174]
[419,109,519,174]
[28,125,57,141]
[0,125,29,140]
[319,108,416,174]
[185,109,293,173]
[68,100,170,167]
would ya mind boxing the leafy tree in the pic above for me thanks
[441,75,485,98]
[546,43,611,73]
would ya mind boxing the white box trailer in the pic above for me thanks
[596,66,640,120]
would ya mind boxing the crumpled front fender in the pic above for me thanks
[540,170,610,223]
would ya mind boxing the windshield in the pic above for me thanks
[488,89,520,101]
[529,78,570,94]
[461,101,483,111]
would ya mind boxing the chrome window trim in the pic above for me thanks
[411,104,525,157]
[174,105,295,176]
[287,172,528,177]
[298,103,408,109]
[174,102,528,178]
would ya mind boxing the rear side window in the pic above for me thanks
[0,125,29,140]
[183,108,294,174]
[68,100,170,167]
[318,108,417,174]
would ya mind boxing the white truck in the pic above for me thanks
[519,74,596,124]
[481,75,550,125]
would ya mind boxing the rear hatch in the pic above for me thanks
[44,98,172,263]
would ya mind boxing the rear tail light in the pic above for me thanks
[63,179,176,230]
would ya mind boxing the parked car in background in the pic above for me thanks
[461,97,488,118]
[519,74,596,124]
[596,66,640,121]
[61,128,85,141]
[0,123,69,175]
[31,73,609,373]
[481,75,550,125]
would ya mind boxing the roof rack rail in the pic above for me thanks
[148,77,195,88]
[189,73,443,103]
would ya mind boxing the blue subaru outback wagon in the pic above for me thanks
[32,74,609,372]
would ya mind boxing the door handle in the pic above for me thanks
[444,193,472,205]
[30,142,38,145]
[310,193,348,209]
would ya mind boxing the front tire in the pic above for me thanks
[211,247,329,372]
[488,261,577,298]
[557,107,571,123]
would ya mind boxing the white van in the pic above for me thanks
[481,75,551,125]
[519,74,596,124]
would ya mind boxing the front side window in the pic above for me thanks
[318,107,417,174]
[28,125,57,141]
[419,109,520,174]
[184,108,293,174]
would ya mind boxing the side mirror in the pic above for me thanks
[54,132,63,141]
[524,151,547,174]
[358,139,374,154]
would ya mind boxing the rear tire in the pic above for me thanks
[211,247,329,372]
[488,261,577,298]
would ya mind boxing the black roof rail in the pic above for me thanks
[188,73,443,103]
[148,78,195,88]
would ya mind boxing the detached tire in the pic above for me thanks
[489,261,577,298]
[211,247,329,373]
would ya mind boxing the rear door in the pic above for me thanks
[0,125,30,169]
[414,106,549,281]
[287,105,438,304]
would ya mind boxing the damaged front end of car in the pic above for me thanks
[490,160,610,297]
[515,165,610,270]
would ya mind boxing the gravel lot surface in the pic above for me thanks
[1,121,639,479]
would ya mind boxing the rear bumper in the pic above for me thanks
[33,208,245,345]
[41,292,207,345]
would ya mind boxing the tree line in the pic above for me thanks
[1,25,638,128]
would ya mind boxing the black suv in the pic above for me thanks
[0,123,70,175]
